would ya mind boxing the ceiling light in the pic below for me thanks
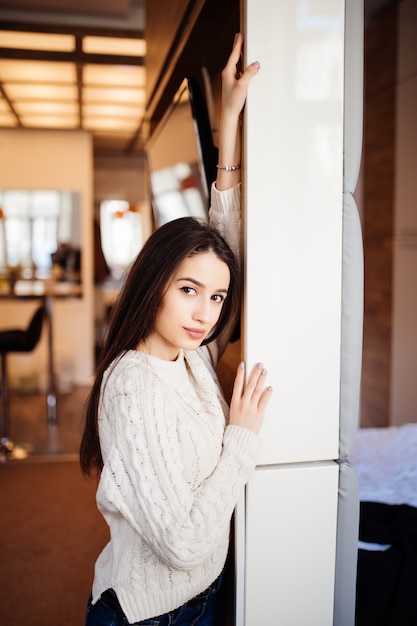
[83,103,143,118]
[84,64,145,88]
[14,101,78,115]
[5,84,78,100]
[0,111,17,127]
[0,60,76,83]
[83,86,145,105]
[20,115,79,128]
[83,117,140,131]
[83,36,146,57]
[0,31,74,52]
[0,98,9,113]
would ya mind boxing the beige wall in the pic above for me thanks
[0,128,95,388]
[360,0,417,427]
[94,154,147,205]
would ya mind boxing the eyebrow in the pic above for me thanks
[176,276,228,294]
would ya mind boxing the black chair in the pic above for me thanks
[0,305,45,461]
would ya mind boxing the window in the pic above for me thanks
[0,189,81,280]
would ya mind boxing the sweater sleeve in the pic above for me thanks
[207,183,242,364]
[98,365,261,571]
[209,182,241,268]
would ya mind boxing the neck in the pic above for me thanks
[136,339,179,361]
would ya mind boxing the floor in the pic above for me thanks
[3,384,91,460]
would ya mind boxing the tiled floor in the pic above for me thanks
[3,385,91,459]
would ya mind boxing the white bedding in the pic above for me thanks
[350,423,417,508]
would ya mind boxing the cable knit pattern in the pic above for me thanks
[91,183,261,624]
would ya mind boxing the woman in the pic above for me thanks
[80,33,272,626]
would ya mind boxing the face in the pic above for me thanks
[143,251,230,360]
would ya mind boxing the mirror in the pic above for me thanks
[145,78,217,228]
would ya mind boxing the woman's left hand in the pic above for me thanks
[216,33,260,190]
[221,33,260,122]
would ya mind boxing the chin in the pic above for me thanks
[183,338,205,351]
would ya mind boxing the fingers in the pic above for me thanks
[228,32,243,68]
[246,363,272,409]
[241,60,261,82]
[231,361,272,405]
[246,362,267,392]
[223,32,260,82]
[229,361,273,435]
[231,360,246,398]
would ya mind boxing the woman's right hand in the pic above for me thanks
[229,361,273,435]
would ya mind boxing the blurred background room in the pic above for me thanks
[0,0,415,624]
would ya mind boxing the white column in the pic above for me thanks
[238,1,347,624]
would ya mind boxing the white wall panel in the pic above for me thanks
[243,0,345,464]
[243,463,339,625]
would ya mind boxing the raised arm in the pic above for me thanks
[216,33,260,191]
[206,34,260,362]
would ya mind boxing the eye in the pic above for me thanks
[212,294,225,304]
[180,286,196,296]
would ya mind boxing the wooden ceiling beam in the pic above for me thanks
[0,47,144,66]
[0,20,144,40]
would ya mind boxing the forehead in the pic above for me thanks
[173,251,230,285]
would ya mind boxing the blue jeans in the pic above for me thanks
[85,571,225,626]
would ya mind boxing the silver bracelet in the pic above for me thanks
[216,164,241,171]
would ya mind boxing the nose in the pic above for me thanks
[192,297,211,324]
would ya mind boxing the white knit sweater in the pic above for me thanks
[91,184,262,624]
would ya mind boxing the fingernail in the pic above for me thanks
[257,362,263,370]
[253,61,260,69]
[261,368,267,376]
[239,361,245,369]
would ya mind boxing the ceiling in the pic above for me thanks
[0,0,146,158]
[0,0,396,159]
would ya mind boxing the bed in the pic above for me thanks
[350,423,417,626]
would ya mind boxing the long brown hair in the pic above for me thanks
[80,216,240,477]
